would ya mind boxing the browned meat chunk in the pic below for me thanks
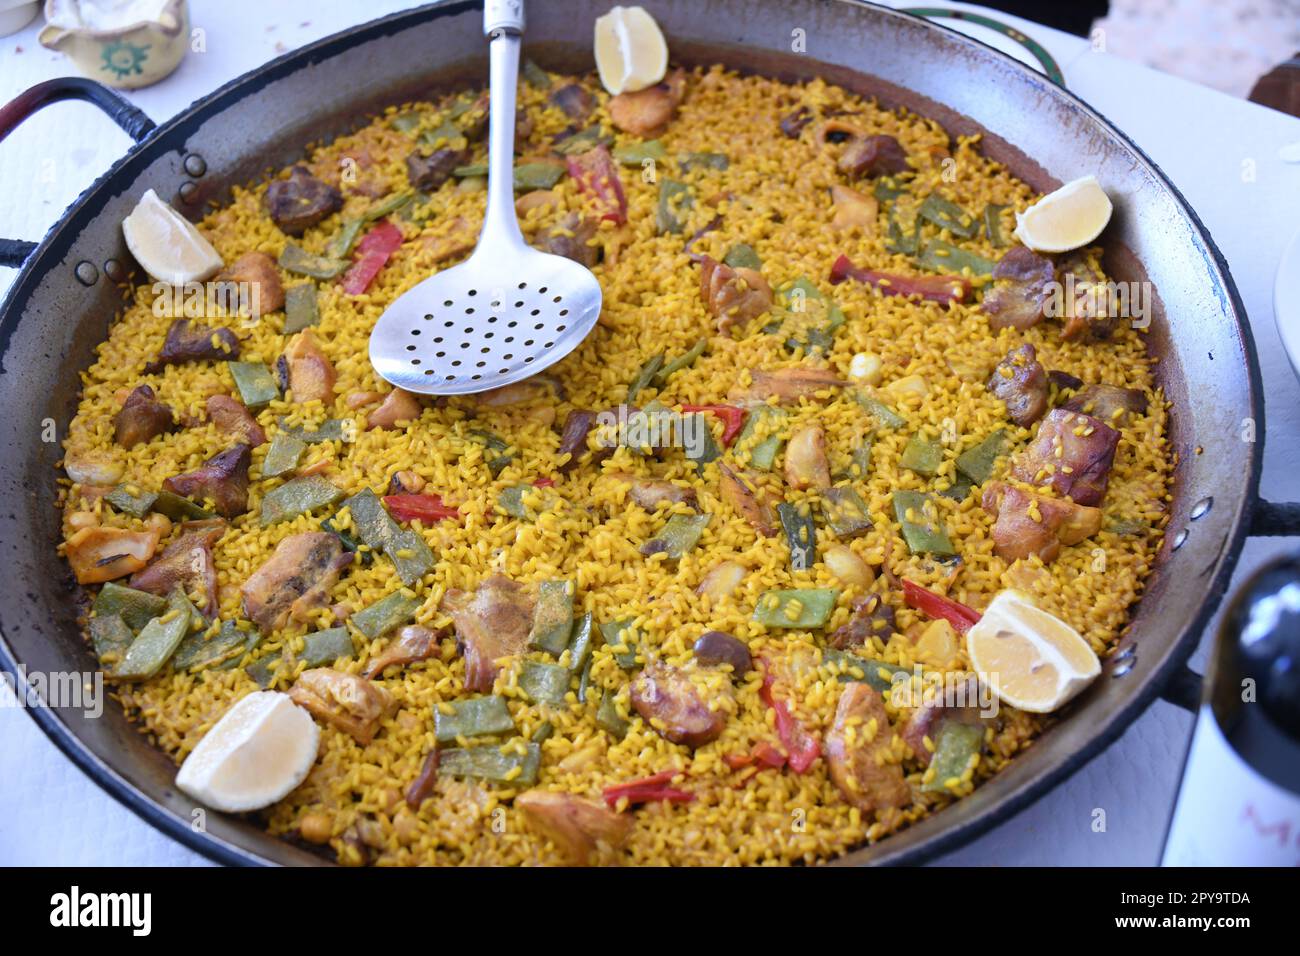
[692,630,752,675]
[65,526,159,585]
[784,424,831,491]
[458,91,491,141]
[266,166,343,236]
[630,660,726,748]
[206,394,267,447]
[129,518,226,617]
[240,531,352,632]
[1061,383,1148,425]
[386,470,426,496]
[215,251,284,317]
[828,592,898,649]
[537,213,599,267]
[982,246,1055,331]
[289,668,396,744]
[1058,254,1119,342]
[406,147,469,192]
[443,575,534,693]
[838,134,909,179]
[516,790,632,866]
[145,318,239,372]
[557,409,597,473]
[830,183,878,232]
[899,674,982,767]
[779,105,813,138]
[718,464,775,537]
[114,385,175,449]
[987,344,1048,427]
[608,69,686,137]
[282,330,336,405]
[699,255,772,335]
[163,443,251,517]
[549,83,597,122]
[981,481,1103,562]
[365,625,440,678]
[729,366,844,404]
[825,682,910,811]
[1010,408,1120,507]
[620,475,698,511]
[366,388,421,430]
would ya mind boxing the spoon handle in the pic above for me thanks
[480,0,527,252]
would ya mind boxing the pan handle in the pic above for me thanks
[0,77,157,269]
[899,7,1066,86]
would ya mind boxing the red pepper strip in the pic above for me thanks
[602,769,693,808]
[532,478,556,488]
[566,145,628,224]
[752,741,787,769]
[759,671,821,774]
[828,253,970,305]
[341,219,404,295]
[382,494,462,524]
[902,578,981,634]
[680,404,747,446]
[722,752,752,770]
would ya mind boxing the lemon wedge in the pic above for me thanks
[594,5,668,95]
[1013,175,1113,253]
[966,590,1100,713]
[121,188,224,286]
[175,691,319,813]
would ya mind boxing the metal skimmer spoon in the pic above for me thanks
[369,0,602,395]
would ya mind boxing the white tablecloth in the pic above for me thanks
[2,0,1298,867]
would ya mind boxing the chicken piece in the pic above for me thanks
[829,255,971,305]
[443,575,534,693]
[366,388,421,430]
[1058,254,1119,342]
[420,216,477,264]
[981,481,1103,562]
[630,660,727,748]
[982,246,1056,331]
[289,668,396,745]
[365,625,441,678]
[1010,408,1120,507]
[837,133,909,179]
[265,166,343,236]
[162,443,251,518]
[536,212,599,267]
[729,366,844,404]
[987,343,1048,427]
[240,532,352,632]
[828,592,898,649]
[65,526,160,585]
[129,518,226,617]
[899,674,982,767]
[549,83,597,122]
[517,790,632,866]
[282,330,336,404]
[215,251,284,317]
[1060,383,1149,425]
[405,146,469,192]
[830,183,878,232]
[114,385,175,449]
[144,318,239,372]
[206,394,267,447]
[516,189,560,217]
[718,464,775,536]
[825,683,910,812]
[619,474,698,512]
[608,69,686,136]
[784,424,831,491]
[698,255,773,336]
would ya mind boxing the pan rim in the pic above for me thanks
[0,0,1265,867]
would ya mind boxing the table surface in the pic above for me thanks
[2,0,1298,867]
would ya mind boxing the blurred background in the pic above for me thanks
[987,0,1299,108]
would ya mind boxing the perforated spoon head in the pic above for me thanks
[369,0,602,395]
